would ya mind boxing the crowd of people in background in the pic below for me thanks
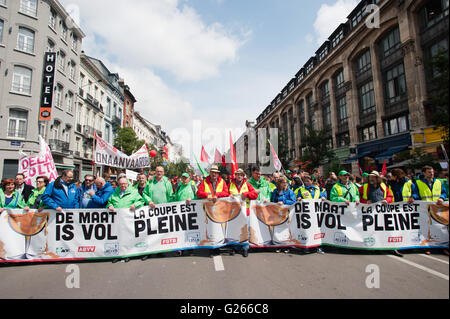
[0,164,448,257]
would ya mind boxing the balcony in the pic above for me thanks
[112,116,122,127]
[83,125,95,137]
[49,139,70,154]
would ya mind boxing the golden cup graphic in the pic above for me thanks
[253,204,290,245]
[428,204,449,226]
[8,212,49,260]
[203,200,242,244]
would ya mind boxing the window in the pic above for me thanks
[0,19,4,43]
[106,98,111,117]
[418,0,449,31]
[11,66,32,95]
[55,84,63,108]
[17,27,35,54]
[331,29,344,48]
[71,34,78,51]
[79,73,85,89]
[105,123,111,143]
[384,63,406,104]
[322,104,332,128]
[0,0,6,7]
[307,93,315,130]
[384,114,410,136]
[337,132,350,147]
[334,69,345,90]
[20,0,37,17]
[320,81,330,100]
[49,8,57,29]
[51,122,59,140]
[360,124,377,142]
[337,96,348,121]
[429,39,449,77]
[359,81,376,114]
[61,22,68,42]
[39,123,47,139]
[69,60,76,81]
[379,27,401,59]
[8,109,28,139]
[351,4,367,28]
[306,61,314,74]
[47,39,55,52]
[58,51,66,72]
[318,46,328,61]
[66,91,74,113]
[355,50,372,76]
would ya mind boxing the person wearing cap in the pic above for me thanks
[295,174,327,201]
[330,170,360,205]
[362,172,369,185]
[196,165,229,201]
[228,168,258,214]
[359,171,393,204]
[248,166,271,201]
[142,166,174,208]
[174,173,198,204]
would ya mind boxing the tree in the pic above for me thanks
[429,52,449,149]
[299,124,336,171]
[113,127,145,156]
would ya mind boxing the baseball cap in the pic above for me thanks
[338,170,350,176]
[181,173,190,178]
[362,172,369,177]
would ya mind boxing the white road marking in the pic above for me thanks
[213,256,225,272]
[387,255,449,281]
[418,254,449,265]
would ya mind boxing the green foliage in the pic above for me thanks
[394,149,440,171]
[299,124,336,171]
[113,127,146,156]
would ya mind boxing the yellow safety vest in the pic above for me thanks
[416,179,442,202]
[203,179,225,196]
[229,181,250,208]
[295,186,320,199]
[362,183,388,201]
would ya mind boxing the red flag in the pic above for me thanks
[214,148,222,164]
[381,160,387,176]
[229,132,238,178]
[200,146,210,164]
[269,140,282,172]
[221,155,227,168]
[357,162,363,176]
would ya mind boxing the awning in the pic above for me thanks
[387,159,413,169]
[374,146,409,161]
[345,151,371,163]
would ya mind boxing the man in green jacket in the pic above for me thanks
[248,166,271,201]
[142,166,173,208]
[174,173,198,203]
[330,170,360,205]
[107,177,145,211]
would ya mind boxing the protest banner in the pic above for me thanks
[94,132,151,169]
[248,200,449,250]
[18,136,58,187]
[0,198,248,263]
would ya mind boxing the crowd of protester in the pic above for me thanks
[0,164,448,257]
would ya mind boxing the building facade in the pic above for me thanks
[254,0,448,174]
[0,0,85,178]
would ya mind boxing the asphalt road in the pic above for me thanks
[0,247,448,300]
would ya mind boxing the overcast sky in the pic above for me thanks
[60,0,359,162]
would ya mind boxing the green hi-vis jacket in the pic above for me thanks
[174,181,198,202]
[330,181,360,203]
[248,177,271,201]
[0,189,26,209]
[142,176,174,205]
[107,186,145,209]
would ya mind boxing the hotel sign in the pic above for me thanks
[39,52,57,121]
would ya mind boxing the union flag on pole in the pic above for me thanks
[200,146,210,164]
[229,132,238,178]
[268,140,282,172]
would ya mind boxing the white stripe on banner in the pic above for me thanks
[387,255,449,280]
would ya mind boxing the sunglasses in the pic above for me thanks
[85,179,94,182]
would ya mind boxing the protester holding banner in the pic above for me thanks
[142,166,174,208]
[174,173,198,203]
[270,176,296,205]
[41,170,79,211]
[359,171,394,204]
[248,166,271,201]
[86,177,115,209]
[295,174,327,201]
[24,176,49,210]
[229,168,258,212]
[413,166,448,203]
[77,175,97,209]
[107,176,145,211]
[15,173,34,203]
[0,179,26,213]
[133,173,148,197]
[330,170,360,205]
[197,165,230,201]
[389,168,418,203]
